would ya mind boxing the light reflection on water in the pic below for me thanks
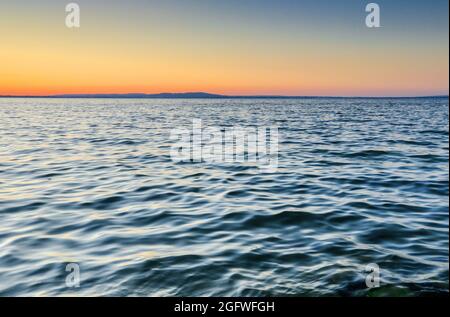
[0,98,448,296]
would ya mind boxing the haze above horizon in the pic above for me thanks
[1,92,448,99]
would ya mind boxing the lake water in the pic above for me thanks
[0,98,448,296]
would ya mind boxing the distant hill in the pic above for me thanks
[50,92,225,99]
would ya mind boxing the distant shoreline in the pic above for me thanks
[0,92,448,99]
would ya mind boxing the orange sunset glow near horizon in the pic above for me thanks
[0,0,448,97]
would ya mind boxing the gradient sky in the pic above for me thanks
[0,0,448,96]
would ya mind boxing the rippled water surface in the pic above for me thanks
[0,98,448,296]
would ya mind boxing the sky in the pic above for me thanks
[0,0,448,97]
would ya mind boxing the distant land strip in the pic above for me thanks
[0,92,448,99]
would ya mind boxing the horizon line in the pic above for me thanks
[0,92,449,99]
